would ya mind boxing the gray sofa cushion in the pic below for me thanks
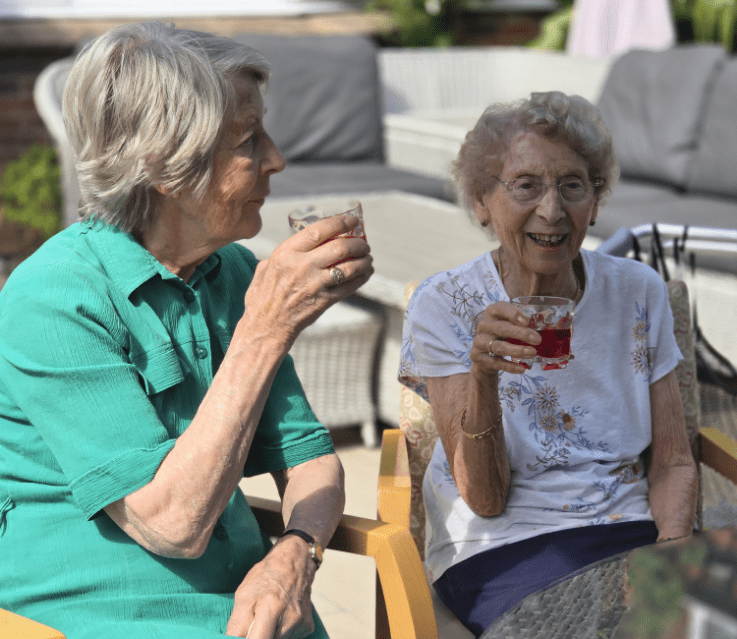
[233,33,384,163]
[686,57,737,198]
[268,161,454,202]
[595,179,737,236]
[597,45,726,188]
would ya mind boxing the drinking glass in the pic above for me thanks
[288,201,366,241]
[508,296,575,370]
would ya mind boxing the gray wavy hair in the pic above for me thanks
[452,91,619,213]
[63,22,270,233]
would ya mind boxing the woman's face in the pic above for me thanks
[475,130,599,278]
[174,74,285,246]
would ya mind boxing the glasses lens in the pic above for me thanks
[509,177,543,203]
[559,178,591,203]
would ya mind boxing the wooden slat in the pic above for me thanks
[0,609,66,639]
[700,427,737,486]
[377,428,411,530]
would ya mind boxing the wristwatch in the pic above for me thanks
[281,528,323,569]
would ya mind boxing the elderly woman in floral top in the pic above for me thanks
[399,91,697,636]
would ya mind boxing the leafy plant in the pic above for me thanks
[673,0,737,50]
[624,541,708,639]
[0,143,62,239]
[526,3,574,50]
[366,0,454,47]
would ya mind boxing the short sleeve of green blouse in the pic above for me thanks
[0,225,332,519]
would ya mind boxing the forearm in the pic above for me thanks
[276,453,345,550]
[647,370,698,542]
[429,373,511,517]
[649,461,698,541]
[106,318,288,558]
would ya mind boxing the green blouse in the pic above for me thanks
[0,220,333,638]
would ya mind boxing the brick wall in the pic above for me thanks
[0,47,74,172]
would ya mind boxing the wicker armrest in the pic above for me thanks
[377,429,412,530]
[700,427,737,486]
[248,494,437,639]
[0,608,66,639]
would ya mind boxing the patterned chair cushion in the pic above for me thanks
[398,280,703,557]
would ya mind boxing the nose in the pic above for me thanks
[535,185,566,224]
[261,132,286,176]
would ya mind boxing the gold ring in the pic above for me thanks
[488,339,498,358]
[329,266,345,285]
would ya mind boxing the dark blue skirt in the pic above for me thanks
[433,520,659,637]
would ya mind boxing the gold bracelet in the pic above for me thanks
[460,409,503,441]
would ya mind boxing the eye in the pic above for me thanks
[513,177,539,191]
[560,178,585,191]
[239,135,255,149]
[560,179,588,201]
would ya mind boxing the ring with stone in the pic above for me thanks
[329,266,345,285]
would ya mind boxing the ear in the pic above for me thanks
[474,195,490,227]
[152,183,178,199]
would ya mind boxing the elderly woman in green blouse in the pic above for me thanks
[0,22,372,639]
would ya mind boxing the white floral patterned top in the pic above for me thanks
[399,249,682,582]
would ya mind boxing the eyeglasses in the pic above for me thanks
[493,176,603,205]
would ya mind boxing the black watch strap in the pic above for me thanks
[281,528,323,568]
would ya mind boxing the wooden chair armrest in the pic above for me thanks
[248,494,438,639]
[0,608,66,639]
[700,427,737,486]
[377,428,412,530]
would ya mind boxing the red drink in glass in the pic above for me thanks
[509,296,575,369]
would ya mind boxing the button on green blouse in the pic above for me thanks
[0,220,333,639]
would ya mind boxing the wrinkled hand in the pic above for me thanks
[226,536,316,639]
[470,301,541,376]
[243,214,373,347]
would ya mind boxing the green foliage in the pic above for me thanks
[366,0,454,47]
[624,541,708,639]
[675,0,737,49]
[526,5,574,51]
[0,143,62,239]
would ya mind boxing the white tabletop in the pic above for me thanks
[240,191,499,309]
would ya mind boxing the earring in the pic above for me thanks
[589,220,596,227]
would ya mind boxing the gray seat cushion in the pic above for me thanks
[597,179,737,236]
[232,33,384,163]
[594,178,737,272]
[597,45,727,188]
[268,161,454,202]
[686,57,737,198]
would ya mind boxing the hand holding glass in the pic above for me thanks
[508,296,575,370]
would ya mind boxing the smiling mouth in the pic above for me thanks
[529,233,568,248]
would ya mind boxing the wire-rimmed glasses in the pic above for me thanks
[493,176,603,205]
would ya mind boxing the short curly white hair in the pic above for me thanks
[63,22,271,233]
[452,91,619,213]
